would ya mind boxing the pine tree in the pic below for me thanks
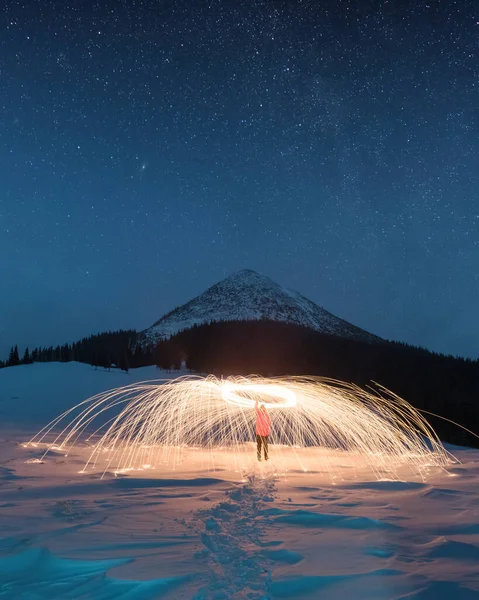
[133,344,144,368]
[22,347,31,364]
[8,345,20,366]
[119,351,129,373]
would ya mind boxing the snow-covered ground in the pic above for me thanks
[1,363,479,599]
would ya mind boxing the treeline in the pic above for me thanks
[152,320,479,448]
[2,319,479,447]
[0,330,154,372]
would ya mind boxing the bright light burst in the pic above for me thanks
[25,375,453,479]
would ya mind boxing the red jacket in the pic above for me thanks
[256,406,271,436]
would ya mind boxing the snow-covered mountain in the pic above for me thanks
[141,269,380,344]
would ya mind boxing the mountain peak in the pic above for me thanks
[141,271,380,345]
[223,269,268,282]
[230,269,259,276]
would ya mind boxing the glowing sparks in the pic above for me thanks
[24,375,453,479]
[221,381,297,409]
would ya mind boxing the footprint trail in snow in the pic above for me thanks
[192,471,281,599]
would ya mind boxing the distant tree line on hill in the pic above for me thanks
[152,320,479,448]
[2,320,478,448]
[0,330,153,373]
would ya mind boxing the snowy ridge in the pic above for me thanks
[141,269,380,344]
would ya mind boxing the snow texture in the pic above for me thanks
[141,269,381,344]
[1,362,479,599]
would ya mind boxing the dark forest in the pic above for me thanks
[2,320,478,447]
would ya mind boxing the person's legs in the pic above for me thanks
[256,434,262,460]
[263,435,269,460]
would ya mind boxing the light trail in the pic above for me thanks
[221,382,297,408]
[24,375,454,479]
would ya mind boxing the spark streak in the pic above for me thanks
[24,375,453,479]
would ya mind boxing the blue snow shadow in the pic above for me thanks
[0,466,38,481]
[421,538,479,561]
[265,508,400,530]
[432,523,479,536]
[366,547,395,558]
[402,581,479,599]
[270,571,479,599]
[0,547,194,599]
[344,481,427,492]
[422,487,472,500]
[112,477,225,489]
[270,569,402,597]
[261,548,304,564]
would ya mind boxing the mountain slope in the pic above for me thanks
[141,270,380,344]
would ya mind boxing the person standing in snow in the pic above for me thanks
[255,400,271,461]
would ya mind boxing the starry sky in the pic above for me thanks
[1,0,478,360]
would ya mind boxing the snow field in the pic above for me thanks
[1,362,479,598]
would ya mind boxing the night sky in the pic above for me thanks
[1,0,478,360]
